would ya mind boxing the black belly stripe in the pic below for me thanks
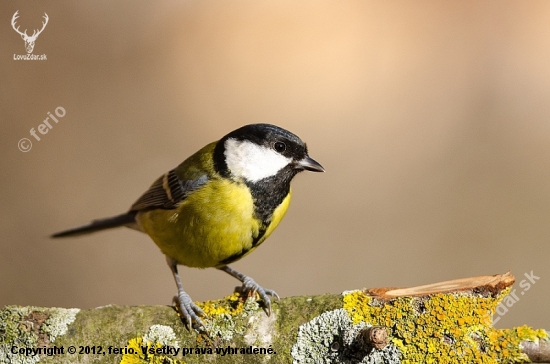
[252,227,267,247]
[219,250,247,266]
[217,168,295,267]
[218,227,267,265]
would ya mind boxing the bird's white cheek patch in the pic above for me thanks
[224,139,291,182]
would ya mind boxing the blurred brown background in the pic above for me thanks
[1,1,549,330]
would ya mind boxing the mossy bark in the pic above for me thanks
[1,295,342,364]
[1,273,549,364]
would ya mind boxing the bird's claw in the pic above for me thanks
[173,293,206,331]
[236,276,279,316]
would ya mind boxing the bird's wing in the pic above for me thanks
[130,169,208,211]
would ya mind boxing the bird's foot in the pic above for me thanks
[173,292,206,331]
[235,276,280,316]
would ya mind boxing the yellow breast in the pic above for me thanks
[136,179,291,268]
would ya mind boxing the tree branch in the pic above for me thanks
[1,272,548,363]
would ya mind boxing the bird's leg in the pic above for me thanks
[166,256,205,330]
[218,265,279,316]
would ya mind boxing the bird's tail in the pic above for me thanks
[51,212,137,238]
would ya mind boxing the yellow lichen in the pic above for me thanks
[343,289,547,363]
[196,292,245,317]
[194,292,258,344]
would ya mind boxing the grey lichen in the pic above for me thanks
[143,325,180,348]
[199,294,262,342]
[205,312,241,342]
[42,308,79,342]
[291,309,401,364]
[0,306,79,364]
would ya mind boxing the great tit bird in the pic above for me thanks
[52,123,324,329]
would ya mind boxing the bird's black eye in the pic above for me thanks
[274,141,286,153]
[274,142,286,152]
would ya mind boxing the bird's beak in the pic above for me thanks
[295,156,325,172]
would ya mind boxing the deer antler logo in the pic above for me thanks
[12,11,49,54]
